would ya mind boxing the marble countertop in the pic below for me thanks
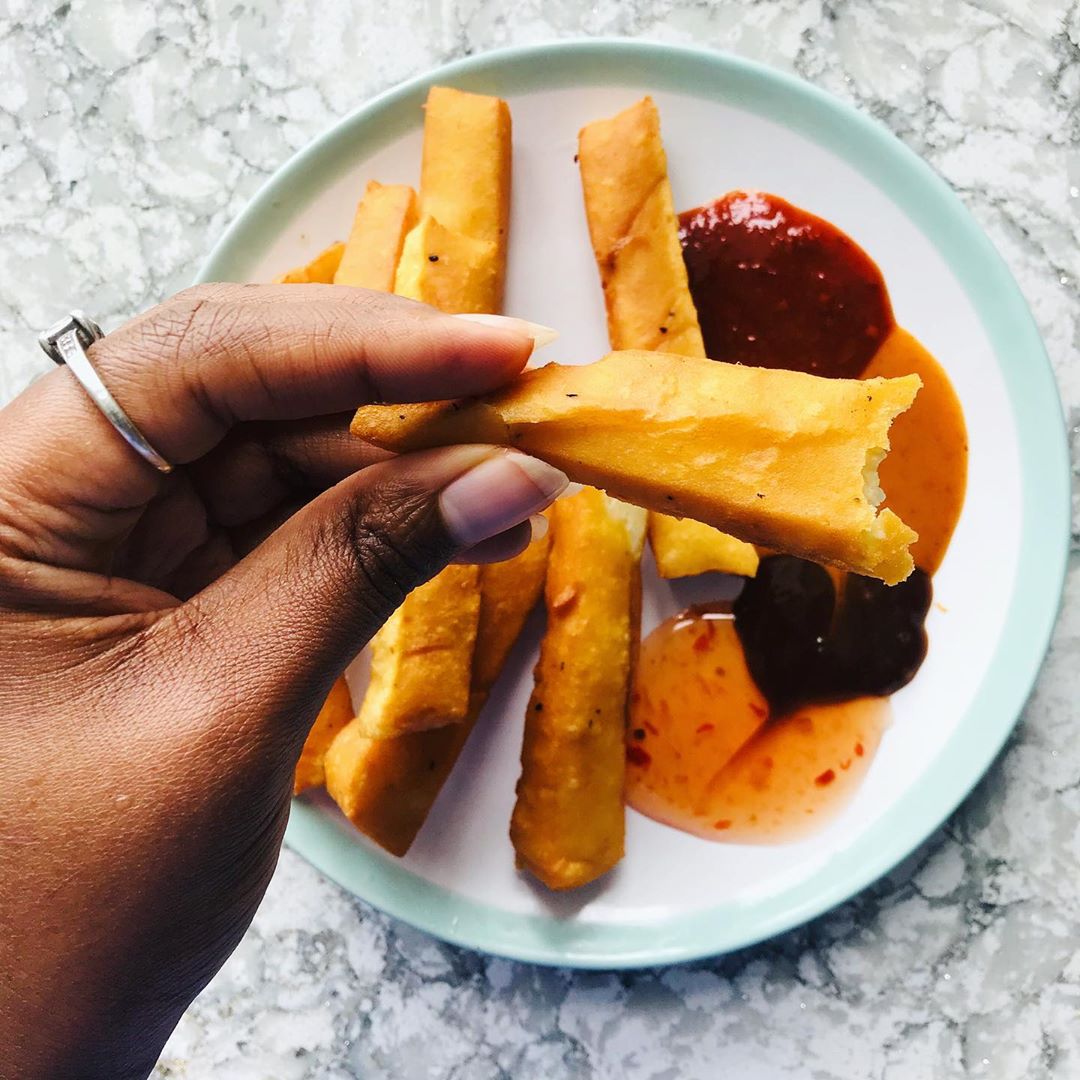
[2,1,1078,1077]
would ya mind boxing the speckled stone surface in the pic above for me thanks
[2,2,1079,1077]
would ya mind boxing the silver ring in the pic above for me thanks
[38,311,173,474]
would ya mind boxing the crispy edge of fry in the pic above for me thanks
[394,214,500,314]
[579,96,759,578]
[273,240,345,284]
[510,488,647,890]
[648,516,761,578]
[293,676,354,795]
[324,533,550,855]
[333,180,418,291]
[354,565,482,739]
[349,353,922,585]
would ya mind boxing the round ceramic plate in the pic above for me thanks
[198,40,1070,968]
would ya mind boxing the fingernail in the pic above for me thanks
[529,513,549,541]
[453,313,560,350]
[440,450,568,548]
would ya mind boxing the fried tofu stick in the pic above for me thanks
[293,677,354,795]
[394,214,500,314]
[347,87,513,739]
[510,489,646,889]
[421,87,511,250]
[324,534,550,854]
[392,87,511,314]
[354,565,481,738]
[273,240,345,284]
[351,352,922,585]
[334,181,418,290]
[578,96,759,579]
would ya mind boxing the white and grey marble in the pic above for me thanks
[1,1,1079,1077]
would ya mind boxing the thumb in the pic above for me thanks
[163,444,566,734]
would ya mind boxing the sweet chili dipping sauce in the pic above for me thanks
[626,191,968,842]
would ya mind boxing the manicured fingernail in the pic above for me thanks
[440,450,568,548]
[453,313,560,350]
[529,513,549,541]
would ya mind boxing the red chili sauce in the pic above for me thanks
[679,191,893,377]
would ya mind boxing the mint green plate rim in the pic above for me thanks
[197,39,1070,969]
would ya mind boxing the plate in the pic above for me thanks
[197,40,1070,968]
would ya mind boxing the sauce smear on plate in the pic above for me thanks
[627,606,888,842]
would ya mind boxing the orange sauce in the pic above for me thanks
[627,609,889,842]
[863,327,968,573]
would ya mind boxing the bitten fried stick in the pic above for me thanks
[293,677,354,795]
[578,96,759,579]
[324,534,550,855]
[510,489,646,890]
[273,240,345,284]
[392,86,512,314]
[334,180,418,290]
[352,352,922,585]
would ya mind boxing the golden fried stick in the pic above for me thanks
[273,240,345,284]
[354,565,481,738]
[324,534,550,855]
[578,97,759,579]
[344,87,513,742]
[420,87,511,250]
[293,677,354,795]
[334,181,417,290]
[394,214,500,314]
[510,489,646,890]
[351,352,922,585]
[391,87,512,314]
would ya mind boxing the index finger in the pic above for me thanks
[93,283,533,466]
[0,285,531,572]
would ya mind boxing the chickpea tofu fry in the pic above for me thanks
[293,677,353,795]
[394,214,500,314]
[647,515,761,578]
[334,180,418,290]
[351,352,922,585]
[272,240,345,284]
[324,534,550,855]
[390,87,511,314]
[420,87,512,253]
[579,98,704,357]
[354,565,482,738]
[511,489,646,890]
[348,86,513,744]
[578,96,758,578]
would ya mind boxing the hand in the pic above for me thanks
[0,284,567,1080]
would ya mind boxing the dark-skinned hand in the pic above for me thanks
[0,284,567,1080]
